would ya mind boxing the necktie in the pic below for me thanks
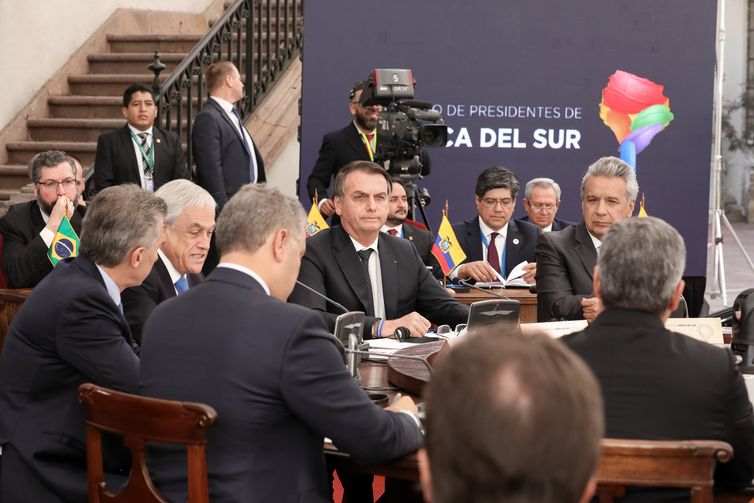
[487,232,500,273]
[356,249,375,317]
[231,107,257,183]
[174,275,189,294]
[387,229,398,236]
[137,132,152,176]
[366,133,374,143]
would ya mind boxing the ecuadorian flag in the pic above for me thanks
[305,204,329,238]
[48,216,79,266]
[431,215,466,277]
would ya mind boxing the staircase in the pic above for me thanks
[0,0,303,212]
[2,34,201,202]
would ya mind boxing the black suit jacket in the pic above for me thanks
[563,309,754,500]
[289,225,469,339]
[306,122,430,203]
[452,216,539,277]
[400,223,444,280]
[121,256,203,344]
[192,99,266,210]
[517,215,575,231]
[0,256,139,502]
[93,124,188,193]
[535,222,596,321]
[0,199,85,288]
[139,267,422,503]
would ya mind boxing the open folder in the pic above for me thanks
[476,260,530,288]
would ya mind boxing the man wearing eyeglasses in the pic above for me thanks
[451,167,539,284]
[519,177,574,232]
[0,150,86,288]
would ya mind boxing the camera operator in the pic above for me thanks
[307,80,431,220]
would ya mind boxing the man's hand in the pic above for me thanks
[522,262,536,284]
[382,312,431,338]
[319,199,336,217]
[46,196,74,232]
[581,297,603,323]
[456,261,499,283]
[386,395,419,415]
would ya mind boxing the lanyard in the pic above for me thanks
[358,130,377,161]
[129,131,154,173]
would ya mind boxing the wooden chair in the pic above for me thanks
[595,438,733,503]
[77,383,218,503]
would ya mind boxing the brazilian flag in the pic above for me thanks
[48,216,79,266]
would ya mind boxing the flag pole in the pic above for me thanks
[442,199,449,288]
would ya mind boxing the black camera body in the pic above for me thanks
[359,68,448,181]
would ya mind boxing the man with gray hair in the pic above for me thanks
[0,149,85,287]
[535,156,637,321]
[0,185,166,502]
[123,179,216,343]
[563,217,754,500]
[139,184,423,502]
[518,177,574,232]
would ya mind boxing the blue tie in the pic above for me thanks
[231,107,256,183]
[174,275,189,294]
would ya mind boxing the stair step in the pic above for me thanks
[48,96,122,118]
[27,118,189,142]
[0,166,32,190]
[68,74,169,96]
[88,52,187,74]
[107,34,202,53]
[6,142,98,165]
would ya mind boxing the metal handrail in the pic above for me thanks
[149,0,303,171]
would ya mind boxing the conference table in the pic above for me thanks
[453,286,537,323]
[326,342,754,502]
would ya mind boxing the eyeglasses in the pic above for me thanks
[480,197,514,208]
[37,178,76,191]
[529,203,556,212]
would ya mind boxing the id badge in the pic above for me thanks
[144,175,154,193]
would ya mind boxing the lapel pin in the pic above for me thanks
[513,238,520,245]
[155,138,161,144]
[408,236,414,241]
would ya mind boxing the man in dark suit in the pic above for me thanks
[94,83,188,193]
[139,184,423,503]
[383,179,432,259]
[122,179,215,344]
[562,217,754,501]
[518,177,574,232]
[193,61,265,211]
[535,156,637,322]
[421,330,603,503]
[291,161,468,340]
[307,81,383,220]
[0,185,167,502]
[0,150,85,288]
[451,166,538,284]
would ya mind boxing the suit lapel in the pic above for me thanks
[378,234,398,317]
[574,223,598,280]
[153,257,177,299]
[210,99,251,157]
[332,226,375,314]
[505,219,522,273]
[151,128,165,186]
[120,126,141,183]
[466,218,484,262]
[344,123,369,159]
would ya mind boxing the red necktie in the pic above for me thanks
[388,229,398,236]
[487,232,500,273]
[366,133,374,143]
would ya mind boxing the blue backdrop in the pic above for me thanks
[299,0,717,275]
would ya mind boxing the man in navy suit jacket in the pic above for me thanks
[452,166,539,284]
[0,185,167,502]
[122,179,215,343]
[0,150,86,288]
[517,177,575,232]
[139,184,423,503]
[193,61,265,211]
[94,83,188,193]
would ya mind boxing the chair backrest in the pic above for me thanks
[595,438,733,503]
[77,383,218,503]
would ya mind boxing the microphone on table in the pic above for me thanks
[457,280,521,330]
[295,280,350,314]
